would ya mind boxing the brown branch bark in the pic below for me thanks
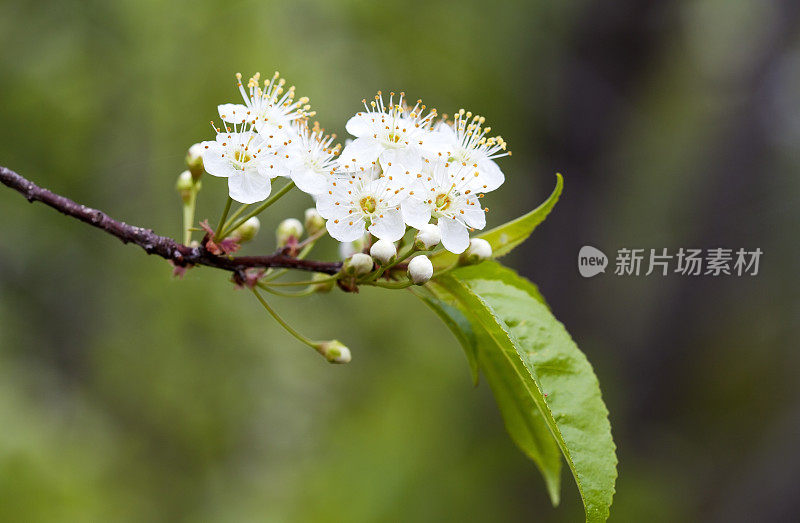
[0,165,342,275]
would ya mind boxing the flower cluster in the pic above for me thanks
[201,75,509,254]
[200,72,330,204]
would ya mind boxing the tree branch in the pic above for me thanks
[0,165,342,275]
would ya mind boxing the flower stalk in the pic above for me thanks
[215,196,233,240]
[252,287,350,362]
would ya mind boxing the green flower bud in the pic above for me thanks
[231,216,260,243]
[315,340,351,364]
[304,208,325,236]
[175,170,194,204]
[310,272,334,293]
[276,218,304,247]
[185,143,205,182]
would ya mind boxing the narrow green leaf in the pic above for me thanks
[426,283,563,507]
[417,293,480,386]
[431,173,563,269]
[435,264,617,522]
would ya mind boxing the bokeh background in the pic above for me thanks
[1,0,798,521]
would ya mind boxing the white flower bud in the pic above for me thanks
[316,340,351,364]
[310,272,334,293]
[276,218,304,247]
[343,252,373,275]
[175,170,194,203]
[369,239,397,265]
[231,216,260,243]
[462,238,493,264]
[415,224,441,250]
[408,255,434,285]
[304,208,325,236]
[185,143,205,182]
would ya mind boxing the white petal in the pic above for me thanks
[401,198,432,228]
[200,142,233,178]
[327,215,366,242]
[461,197,486,229]
[228,170,272,204]
[438,216,470,254]
[281,143,306,170]
[421,130,456,157]
[472,159,505,192]
[345,113,375,137]
[340,138,384,167]
[257,160,290,180]
[368,209,406,241]
[281,124,301,143]
[379,147,423,172]
[218,104,250,124]
[382,162,410,180]
[392,152,425,174]
[434,122,457,139]
[291,167,328,195]
[315,192,347,218]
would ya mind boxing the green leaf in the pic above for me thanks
[417,294,479,386]
[420,284,563,505]
[432,262,617,522]
[431,173,563,269]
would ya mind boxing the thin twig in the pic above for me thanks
[0,165,342,275]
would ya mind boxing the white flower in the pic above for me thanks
[398,159,486,254]
[369,239,397,265]
[408,255,434,284]
[200,124,288,204]
[435,109,509,193]
[316,166,407,242]
[286,120,340,195]
[340,91,452,171]
[218,72,313,139]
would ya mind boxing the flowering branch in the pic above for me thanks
[2,68,619,520]
[0,165,342,275]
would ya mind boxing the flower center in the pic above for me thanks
[233,150,253,169]
[435,193,452,211]
[360,196,377,214]
[449,149,469,164]
[382,130,405,148]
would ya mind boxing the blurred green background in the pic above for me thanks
[1,0,799,521]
